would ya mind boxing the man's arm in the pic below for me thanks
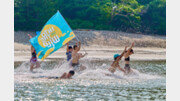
[60,73,67,79]
[66,43,69,52]
[77,41,81,51]
[28,34,35,53]
[79,53,87,58]
[28,34,32,39]
[127,42,134,54]
[31,46,35,53]
[118,66,125,73]
[115,46,127,62]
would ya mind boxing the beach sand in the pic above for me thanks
[14,30,166,62]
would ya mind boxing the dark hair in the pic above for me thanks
[130,49,134,53]
[68,46,72,49]
[125,49,134,53]
[114,55,122,61]
[69,70,75,75]
[73,45,77,50]
[114,57,118,61]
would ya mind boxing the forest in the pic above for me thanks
[14,0,166,35]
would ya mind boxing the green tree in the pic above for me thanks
[14,0,166,35]
[141,0,166,35]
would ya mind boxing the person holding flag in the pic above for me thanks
[28,34,40,72]
[29,11,76,61]
[29,11,88,73]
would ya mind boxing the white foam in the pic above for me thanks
[14,61,163,84]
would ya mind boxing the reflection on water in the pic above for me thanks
[14,59,166,101]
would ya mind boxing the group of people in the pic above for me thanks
[28,34,135,79]
[108,42,134,75]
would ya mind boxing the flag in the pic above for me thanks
[36,31,40,35]
[29,11,75,60]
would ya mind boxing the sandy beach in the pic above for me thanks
[14,30,166,62]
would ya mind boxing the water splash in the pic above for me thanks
[14,60,163,85]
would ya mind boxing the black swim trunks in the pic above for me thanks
[71,63,80,71]
[124,64,130,71]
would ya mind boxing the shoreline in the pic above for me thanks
[14,43,166,62]
[14,30,166,62]
[14,30,166,48]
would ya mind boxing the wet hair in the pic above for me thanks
[73,45,77,50]
[114,57,118,61]
[125,49,134,53]
[130,49,134,53]
[68,46,72,49]
[69,70,75,75]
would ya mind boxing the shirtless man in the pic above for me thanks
[71,41,87,71]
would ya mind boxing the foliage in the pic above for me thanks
[14,0,166,35]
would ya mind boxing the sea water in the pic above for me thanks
[14,59,166,101]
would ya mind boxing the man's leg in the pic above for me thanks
[30,63,34,72]
[129,68,134,74]
[125,68,131,74]
[35,61,40,68]
[124,64,131,75]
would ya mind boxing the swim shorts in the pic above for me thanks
[124,64,130,71]
[71,63,80,71]
[30,57,37,64]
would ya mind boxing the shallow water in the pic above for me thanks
[14,59,166,101]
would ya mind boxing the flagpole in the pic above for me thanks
[57,10,87,54]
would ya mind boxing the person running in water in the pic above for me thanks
[123,42,135,74]
[71,41,87,71]
[108,46,127,74]
[28,34,40,72]
[59,70,75,79]
[66,42,73,61]
[38,70,75,79]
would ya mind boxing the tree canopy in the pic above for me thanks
[14,0,166,35]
